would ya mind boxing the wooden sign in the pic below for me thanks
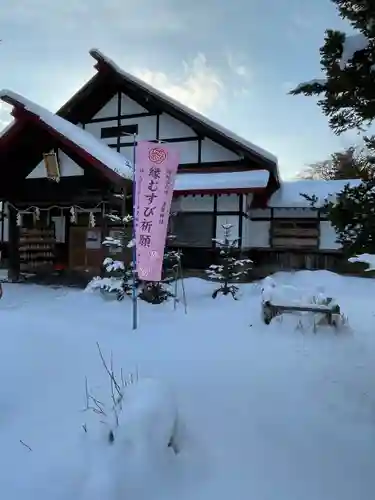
[43,152,61,182]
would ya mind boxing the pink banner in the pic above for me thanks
[134,141,179,281]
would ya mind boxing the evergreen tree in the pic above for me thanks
[138,249,182,304]
[206,223,252,300]
[302,179,375,255]
[300,146,374,180]
[291,0,375,254]
[290,1,375,136]
[88,210,182,304]
[88,213,136,300]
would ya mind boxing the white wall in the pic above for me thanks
[94,96,118,119]
[120,115,157,143]
[159,113,196,139]
[243,194,253,213]
[201,139,238,163]
[120,94,148,114]
[27,150,84,179]
[164,140,199,165]
[248,208,271,219]
[176,194,241,213]
[319,221,341,250]
[86,93,242,165]
[85,119,118,145]
[242,219,270,248]
[217,194,240,212]
[178,195,214,212]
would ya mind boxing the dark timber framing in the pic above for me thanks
[212,195,218,243]
[116,90,121,152]
[114,136,198,148]
[89,111,155,123]
[238,194,243,246]
[0,48,286,275]
[50,48,280,189]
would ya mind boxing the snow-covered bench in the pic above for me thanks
[262,300,341,326]
[261,277,341,327]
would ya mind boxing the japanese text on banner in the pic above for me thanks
[134,141,179,281]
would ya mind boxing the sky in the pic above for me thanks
[0,0,363,179]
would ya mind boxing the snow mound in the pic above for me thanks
[1,272,375,500]
[81,378,181,500]
[86,378,179,452]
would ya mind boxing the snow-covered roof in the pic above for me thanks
[268,179,362,208]
[89,49,278,166]
[0,119,16,138]
[174,170,269,193]
[0,90,133,182]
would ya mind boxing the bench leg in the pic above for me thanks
[262,302,274,325]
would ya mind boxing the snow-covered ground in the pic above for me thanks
[1,270,375,500]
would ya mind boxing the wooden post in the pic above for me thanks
[100,201,108,276]
[8,204,20,282]
[0,200,4,244]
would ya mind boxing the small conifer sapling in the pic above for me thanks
[206,223,252,300]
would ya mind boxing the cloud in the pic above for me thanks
[226,52,251,79]
[0,0,185,37]
[132,53,223,113]
[291,13,312,30]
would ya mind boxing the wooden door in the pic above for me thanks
[69,227,87,270]
[85,228,103,270]
[69,227,103,272]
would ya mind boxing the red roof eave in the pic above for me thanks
[12,107,127,187]
[0,117,27,150]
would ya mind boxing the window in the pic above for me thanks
[169,213,214,247]
[271,219,319,249]
[101,124,139,139]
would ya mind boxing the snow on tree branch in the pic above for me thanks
[348,253,375,270]
[103,258,125,272]
[340,33,370,69]
[290,1,375,134]
[102,236,123,248]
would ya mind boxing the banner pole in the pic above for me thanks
[131,134,138,330]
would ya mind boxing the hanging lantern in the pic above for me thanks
[89,211,96,228]
[70,206,77,223]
